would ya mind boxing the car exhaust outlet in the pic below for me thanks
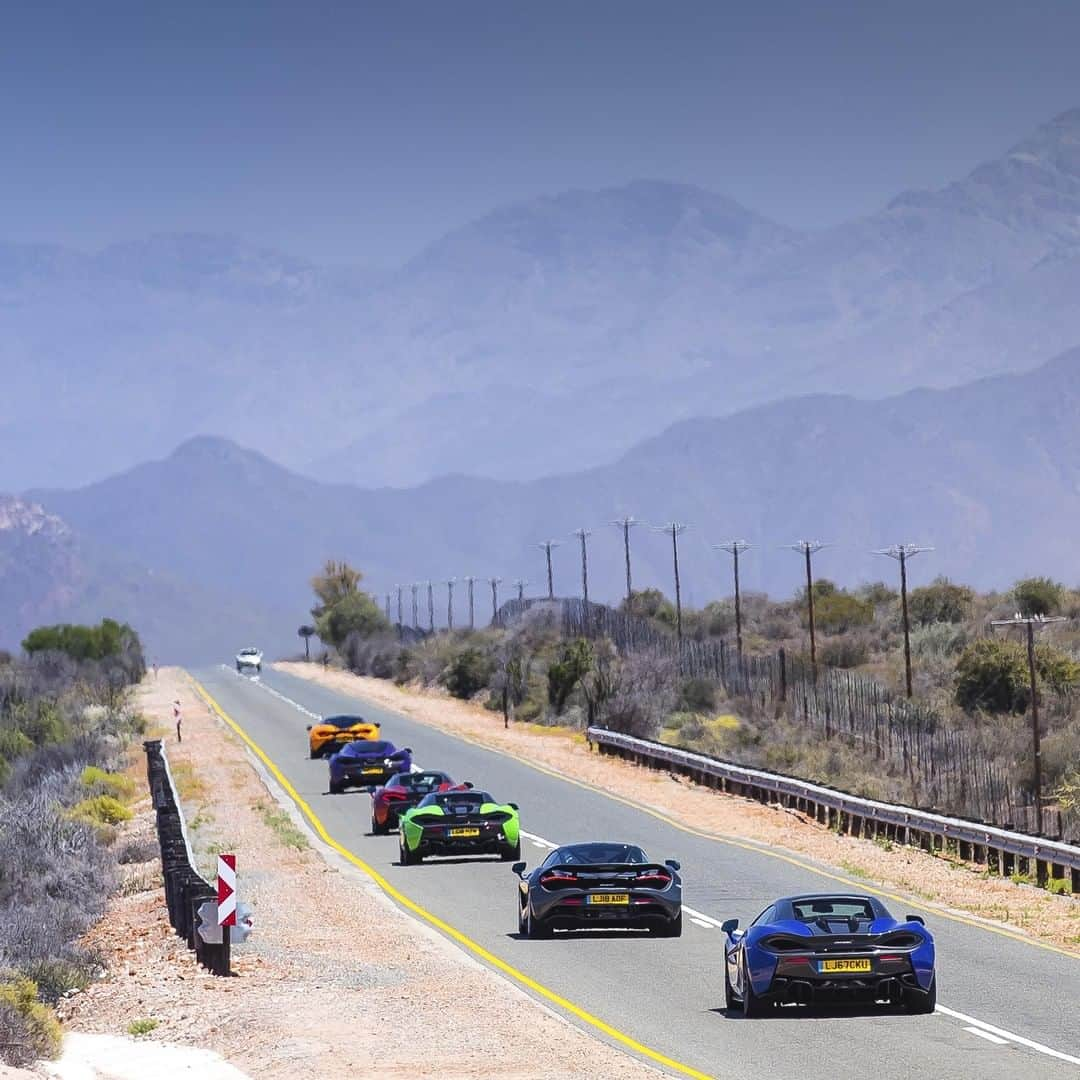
[783,981,813,1004]
[877,978,902,1004]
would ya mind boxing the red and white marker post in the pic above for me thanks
[217,854,237,927]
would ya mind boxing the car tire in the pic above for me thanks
[309,747,320,759]
[236,663,241,672]
[724,964,738,1012]
[525,905,551,940]
[500,840,522,862]
[329,780,343,795]
[399,841,415,866]
[741,959,769,1018]
[655,909,682,937]
[256,664,261,672]
[906,974,937,1014]
[518,897,528,936]
[371,814,385,835]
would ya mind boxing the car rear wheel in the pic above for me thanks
[500,840,522,862]
[329,780,343,795]
[724,964,738,1011]
[906,974,937,1014]
[518,898,527,936]
[371,813,388,835]
[399,841,417,865]
[525,905,551,940]
[741,959,770,1018]
[654,909,682,937]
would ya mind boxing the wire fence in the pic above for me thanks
[496,598,1059,840]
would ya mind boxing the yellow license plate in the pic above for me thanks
[820,958,871,973]
[449,827,480,837]
[362,768,383,774]
[587,893,630,905]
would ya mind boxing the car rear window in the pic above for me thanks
[792,898,875,921]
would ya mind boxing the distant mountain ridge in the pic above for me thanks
[6,109,1080,492]
[22,344,1080,662]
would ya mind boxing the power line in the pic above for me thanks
[714,540,751,657]
[785,541,829,680]
[537,540,562,600]
[654,522,689,641]
[874,543,933,698]
[611,516,643,611]
[990,612,1067,836]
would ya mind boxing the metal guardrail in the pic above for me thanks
[586,727,1080,894]
[144,739,231,974]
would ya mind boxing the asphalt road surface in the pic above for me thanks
[195,665,1080,1079]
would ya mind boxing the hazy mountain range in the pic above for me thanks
[8,344,1080,662]
[4,108,1080,493]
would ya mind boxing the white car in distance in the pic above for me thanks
[236,647,263,673]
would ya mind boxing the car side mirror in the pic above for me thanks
[720,918,739,936]
[306,724,312,731]
[508,802,519,810]
[511,862,527,877]
[905,914,925,926]
[404,747,412,754]
[664,859,681,871]
[464,781,474,789]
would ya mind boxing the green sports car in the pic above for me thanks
[398,787,521,864]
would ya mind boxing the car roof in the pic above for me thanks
[772,893,890,917]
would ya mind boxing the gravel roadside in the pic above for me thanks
[52,669,662,1079]
[277,661,1080,954]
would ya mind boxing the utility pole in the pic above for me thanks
[410,583,419,628]
[446,578,456,631]
[489,577,502,623]
[426,580,435,633]
[714,540,751,657]
[991,613,1066,836]
[395,585,403,628]
[572,529,593,609]
[655,523,689,641]
[537,540,561,600]
[874,544,933,698]
[465,576,476,629]
[611,516,641,611]
[513,578,528,602]
[384,593,391,623]
[786,541,827,680]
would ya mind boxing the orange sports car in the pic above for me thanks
[307,714,381,758]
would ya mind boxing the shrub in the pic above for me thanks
[546,639,593,714]
[0,977,62,1066]
[600,649,676,739]
[20,956,93,1003]
[441,648,493,700]
[80,766,135,801]
[800,583,873,634]
[678,677,718,713]
[909,577,974,625]
[128,1017,159,1036]
[858,581,898,607]
[68,794,133,828]
[1013,577,1065,617]
[954,639,1032,713]
[819,636,870,669]
[314,591,389,648]
[909,622,968,659]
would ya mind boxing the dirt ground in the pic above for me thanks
[54,669,661,1079]
[277,662,1080,954]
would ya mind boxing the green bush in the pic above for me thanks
[68,794,133,828]
[954,639,1030,713]
[20,957,93,1004]
[800,581,874,633]
[314,591,389,648]
[22,618,138,662]
[1012,577,1065,617]
[0,977,62,1066]
[819,636,870,669]
[80,766,135,801]
[677,677,718,713]
[547,639,593,714]
[128,1017,159,1036]
[909,577,974,625]
[441,648,493,699]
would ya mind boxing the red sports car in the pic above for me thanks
[370,771,471,834]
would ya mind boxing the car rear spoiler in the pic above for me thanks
[540,862,673,875]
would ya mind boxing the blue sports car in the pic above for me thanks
[328,740,412,794]
[722,893,936,1016]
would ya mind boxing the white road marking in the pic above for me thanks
[963,1027,1010,1046]
[936,1006,1080,1065]
[220,668,1080,1067]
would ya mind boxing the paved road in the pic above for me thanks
[195,665,1080,1079]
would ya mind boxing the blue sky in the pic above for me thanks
[3,1,1079,265]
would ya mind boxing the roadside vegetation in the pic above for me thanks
[0,620,146,1067]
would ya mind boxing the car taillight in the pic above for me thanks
[382,790,408,801]
[877,954,902,963]
[540,870,578,888]
[878,933,921,948]
[761,935,811,952]
[634,871,672,887]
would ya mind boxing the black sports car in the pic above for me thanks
[513,841,682,938]
[722,893,937,1016]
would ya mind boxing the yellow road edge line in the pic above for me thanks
[191,678,712,1080]
[280,666,1080,963]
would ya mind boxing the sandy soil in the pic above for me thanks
[277,662,1080,954]
[52,669,660,1079]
